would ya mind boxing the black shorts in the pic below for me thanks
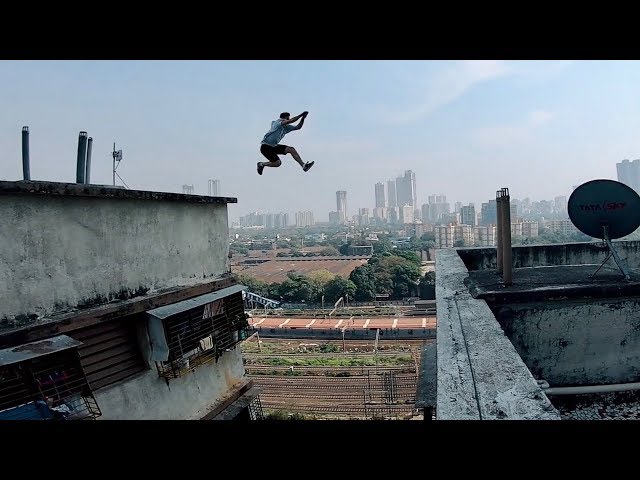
[260,143,289,162]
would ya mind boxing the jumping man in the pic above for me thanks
[257,111,314,175]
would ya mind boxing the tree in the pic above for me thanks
[369,254,421,300]
[307,269,336,301]
[277,273,316,302]
[324,276,357,302]
[338,243,351,255]
[319,246,340,256]
[419,272,436,300]
[420,232,435,242]
[229,243,249,255]
[235,274,269,297]
[373,239,392,256]
[391,263,421,299]
[349,265,376,301]
[394,250,421,267]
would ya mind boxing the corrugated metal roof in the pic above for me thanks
[0,335,82,366]
[146,284,246,319]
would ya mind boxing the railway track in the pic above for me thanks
[260,392,416,401]
[253,376,416,388]
[262,404,417,416]
[246,365,414,374]
[244,351,412,359]
[244,337,423,419]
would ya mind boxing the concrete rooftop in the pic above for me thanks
[466,265,640,303]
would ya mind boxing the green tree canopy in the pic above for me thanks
[324,276,357,302]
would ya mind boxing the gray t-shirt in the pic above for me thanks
[261,119,297,146]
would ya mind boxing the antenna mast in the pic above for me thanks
[112,143,123,186]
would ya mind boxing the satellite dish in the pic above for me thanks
[568,179,640,281]
[568,179,640,239]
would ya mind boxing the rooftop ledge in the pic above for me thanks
[436,248,561,420]
[0,180,237,204]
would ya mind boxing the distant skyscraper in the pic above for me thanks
[336,191,347,223]
[427,194,450,223]
[617,159,640,193]
[428,194,446,205]
[554,196,567,215]
[387,180,397,208]
[460,204,476,227]
[388,207,399,224]
[396,170,417,209]
[400,205,414,224]
[375,182,386,208]
[208,179,221,196]
[455,202,462,213]
[373,207,387,220]
[295,211,314,227]
[480,200,497,226]
[421,204,430,223]
[358,208,370,226]
[182,184,194,194]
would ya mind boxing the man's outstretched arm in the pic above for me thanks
[292,111,309,130]
[281,111,308,125]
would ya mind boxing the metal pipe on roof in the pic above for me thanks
[543,382,640,396]
[496,191,503,274]
[85,137,93,184]
[76,131,88,184]
[22,126,30,181]
[500,188,513,286]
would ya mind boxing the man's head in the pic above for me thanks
[279,112,290,120]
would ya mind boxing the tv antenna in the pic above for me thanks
[568,179,640,281]
[112,143,123,186]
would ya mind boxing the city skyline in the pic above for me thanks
[233,188,572,226]
[1,60,636,222]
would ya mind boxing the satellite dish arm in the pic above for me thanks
[602,225,631,280]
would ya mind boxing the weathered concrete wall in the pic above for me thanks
[494,298,640,386]
[94,348,246,420]
[436,249,560,419]
[1,184,232,322]
[458,241,640,271]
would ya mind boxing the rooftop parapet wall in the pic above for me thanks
[457,241,640,272]
[435,249,560,420]
[1,181,236,324]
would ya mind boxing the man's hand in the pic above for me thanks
[302,111,309,117]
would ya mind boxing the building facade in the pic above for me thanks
[617,159,640,193]
[336,190,347,223]
[375,182,386,208]
[295,210,314,227]
[208,179,221,196]
[460,204,476,227]
[0,180,260,421]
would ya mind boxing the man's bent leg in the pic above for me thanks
[259,159,282,168]
[284,146,305,168]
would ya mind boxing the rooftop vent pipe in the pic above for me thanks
[22,126,30,181]
[76,131,88,184]
[497,188,513,285]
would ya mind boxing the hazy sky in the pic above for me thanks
[1,60,639,221]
